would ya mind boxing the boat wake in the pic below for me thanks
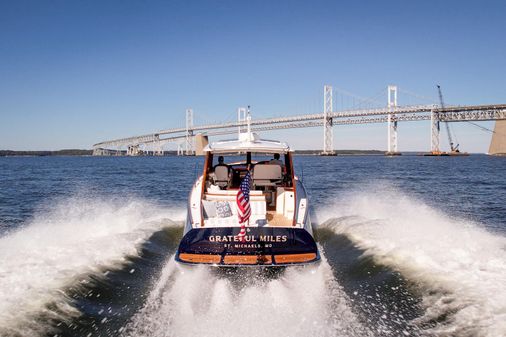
[124,256,371,337]
[0,195,184,337]
[317,186,506,337]
[2,186,504,337]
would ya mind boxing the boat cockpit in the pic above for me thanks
[207,152,293,189]
[200,150,298,228]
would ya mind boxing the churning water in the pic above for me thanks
[0,155,504,337]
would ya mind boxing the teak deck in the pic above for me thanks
[266,211,292,227]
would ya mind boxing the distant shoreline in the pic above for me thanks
[0,149,385,157]
[1,149,488,157]
[0,149,93,157]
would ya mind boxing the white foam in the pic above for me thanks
[318,186,506,337]
[0,196,184,337]
[125,256,370,337]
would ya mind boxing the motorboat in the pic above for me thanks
[175,115,320,266]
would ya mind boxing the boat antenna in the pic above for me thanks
[247,105,251,136]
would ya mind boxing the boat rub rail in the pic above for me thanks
[178,252,317,265]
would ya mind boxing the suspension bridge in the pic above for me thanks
[92,85,506,156]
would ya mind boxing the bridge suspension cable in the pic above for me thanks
[333,86,384,110]
[398,87,438,104]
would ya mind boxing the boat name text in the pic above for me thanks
[208,235,288,243]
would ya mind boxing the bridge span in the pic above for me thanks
[92,85,506,156]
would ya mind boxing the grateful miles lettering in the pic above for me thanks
[208,235,288,243]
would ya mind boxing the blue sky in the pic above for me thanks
[0,0,505,152]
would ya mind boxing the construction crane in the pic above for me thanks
[437,85,460,153]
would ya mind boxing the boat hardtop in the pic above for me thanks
[175,116,320,266]
[205,132,291,153]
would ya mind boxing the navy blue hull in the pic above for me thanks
[175,226,320,266]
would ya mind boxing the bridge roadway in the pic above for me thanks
[93,103,506,151]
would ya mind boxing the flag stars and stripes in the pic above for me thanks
[236,171,252,241]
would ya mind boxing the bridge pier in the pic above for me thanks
[93,148,105,156]
[195,134,209,156]
[127,145,140,156]
[386,85,401,156]
[321,85,336,156]
[489,120,506,155]
[153,140,163,156]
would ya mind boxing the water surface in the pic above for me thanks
[0,155,505,337]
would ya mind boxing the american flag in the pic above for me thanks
[236,171,251,241]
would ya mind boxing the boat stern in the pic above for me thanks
[175,226,320,266]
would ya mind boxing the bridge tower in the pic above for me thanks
[185,108,194,155]
[321,85,335,155]
[386,85,400,155]
[430,109,441,153]
[237,107,247,137]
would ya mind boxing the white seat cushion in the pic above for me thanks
[213,166,229,187]
[253,164,282,186]
[202,200,217,218]
[203,199,266,227]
